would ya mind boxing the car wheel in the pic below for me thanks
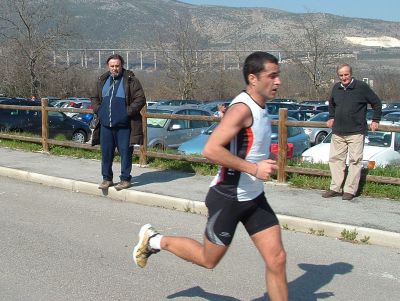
[72,130,87,143]
[153,143,165,151]
[315,132,327,144]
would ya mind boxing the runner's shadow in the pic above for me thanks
[252,262,353,301]
[167,262,353,301]
[167,286,240,301]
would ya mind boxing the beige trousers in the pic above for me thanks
[329,133,364,195]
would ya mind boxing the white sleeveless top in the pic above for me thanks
[210,91,272,201]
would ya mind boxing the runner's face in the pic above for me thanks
[338,66,352,85]
[108,59,122,77]
[253,62,281,100]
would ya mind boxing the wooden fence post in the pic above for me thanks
[139,105,148,166]
[41,98,49,152]
[277,108,288,183]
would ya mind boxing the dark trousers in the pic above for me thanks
[100,125,132,182]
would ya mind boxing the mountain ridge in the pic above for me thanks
[62,0,400,50]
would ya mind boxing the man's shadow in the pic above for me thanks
[166,262,353,301]
[356,168,369,196]
[99,169,194,196]
[131,169,194,187]
[340,167,368,198]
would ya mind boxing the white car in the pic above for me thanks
[302,124,400,169]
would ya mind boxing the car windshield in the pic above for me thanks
[157,100,175,106]
[204,122,218,134]
[365,132,392,147]
[147,109,174,128]
[382,113,400,123]
[323,131,392,147]
[309,112,329,122]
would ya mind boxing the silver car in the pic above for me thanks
[303,112,332,145]
[147,105,212,149]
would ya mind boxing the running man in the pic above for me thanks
[133,52,288,301]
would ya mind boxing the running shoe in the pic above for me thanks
[133,224,160,268]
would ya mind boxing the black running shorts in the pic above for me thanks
[204,188,279,246]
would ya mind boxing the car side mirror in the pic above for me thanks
[170,124,182,131]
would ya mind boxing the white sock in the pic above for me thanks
[149,234,163,250]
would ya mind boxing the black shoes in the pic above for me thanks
[342,193,354,201]
[322,190,342,198]
[322,190,355,201]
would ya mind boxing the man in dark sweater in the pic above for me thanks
[322,63,381,200]
[91,54,146,190]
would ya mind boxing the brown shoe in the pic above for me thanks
[98,180,113,189]
[115,180,131,191]
[342,193,354,201]
[322,190,342,198]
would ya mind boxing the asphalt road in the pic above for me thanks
[0,176,399,301]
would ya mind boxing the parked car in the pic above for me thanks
[151,99,202,107]
[385,102,400,109]
[287,110,323,121]
[301,124,400,169]
[266,102,301,115]
[366,108,399,120]
[146,105,212,149]
[178,115,310,158]
[199,100,231,114]
[272,98,298,103]
[302,112,332,145]
[298,103,329,112]
[52,99,71,108]
[45,96,61,105]
[382,111,400,124]
[72,111,95,127]
[146,101,157,106]
[61,99,92,117]
[301,100,327,105]
[0,99,91,143]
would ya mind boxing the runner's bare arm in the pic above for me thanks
[203,103,277,180]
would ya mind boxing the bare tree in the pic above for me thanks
[272,13,344,99]
[369,68,400,101]
[154,13,209,100]
[0,0,70,98]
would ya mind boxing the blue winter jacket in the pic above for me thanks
[98,73,130,127]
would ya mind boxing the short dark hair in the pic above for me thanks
[106,54,124,66]
[243,52,279,85]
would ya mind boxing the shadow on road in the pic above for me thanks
[284,262,353,301]
[167,286,240,300]
[132,169,193,187]
[167,262,353,301]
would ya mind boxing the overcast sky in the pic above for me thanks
[181,0,400,22]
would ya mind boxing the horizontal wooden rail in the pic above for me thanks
[0,104,41,111]
[0,100,399,186]
[0,133,42,143]
[145,151,212,164]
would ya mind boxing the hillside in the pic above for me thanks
[62,0,400,50]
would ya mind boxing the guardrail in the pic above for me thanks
[0,98,399,185]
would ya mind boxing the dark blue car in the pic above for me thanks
[0,98,91,143]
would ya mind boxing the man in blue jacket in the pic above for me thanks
[323,63,381,200]
[91,54,146,190]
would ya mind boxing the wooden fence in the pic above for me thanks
[0,98,399,185]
